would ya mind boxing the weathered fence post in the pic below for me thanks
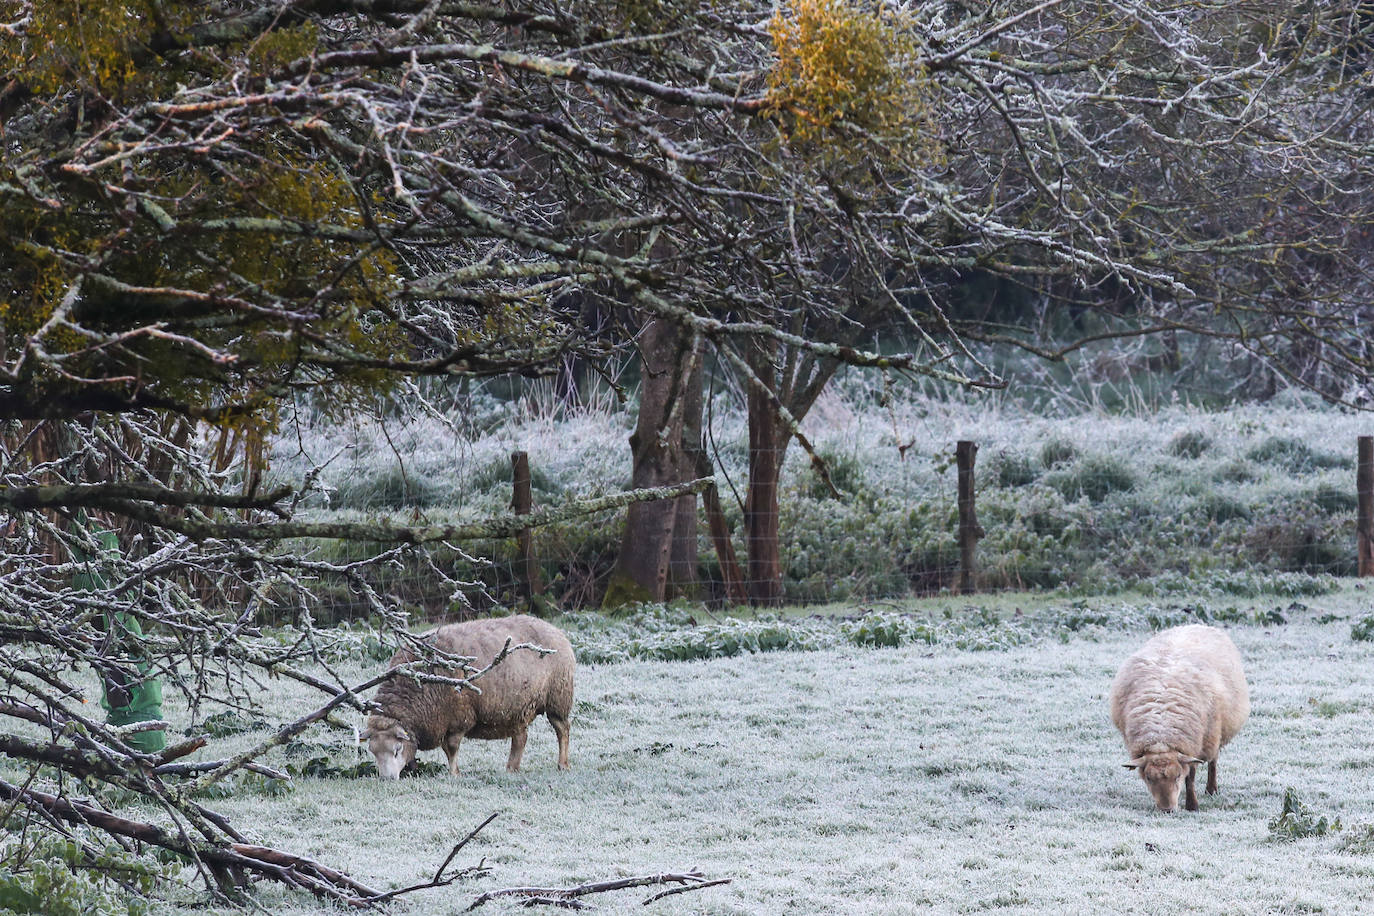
[955,440,985,594]
[1359,436,1373,577]
[511,451,543,599]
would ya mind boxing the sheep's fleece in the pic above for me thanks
[363,615,574,779]
[1109,623,1249,812]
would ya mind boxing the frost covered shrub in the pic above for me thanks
[1194,491,1251,523]
[569,605,1037,663]
[1212,459,1257,484]
[331,463,452,510]
[1045,455,1136,503]
[975,487,1072,590]
[1313,482,1357,514]
[781,489,940,601]
[1241,506,1354,576]
[1339,823,1374,854]
[1167,429,1212,459]
[461,455,561,500]
[629,617,828,660]
[805,448,867,497]
[843,611,938,647]
[571,609,831,663]
[1141,570,1338,599]
[1039,438,1078,469]
[0,833,164,916]
[989,451,1039,488]
[1246,436,1346,473]
[1269,788,1341,841]
[1138,604,1206,630]
[946,619,1035,650]
[1351,616,1374,642]
[263,619,397,664]
[1247,436,1316,471]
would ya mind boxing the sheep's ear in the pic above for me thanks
[1122,758,1146,770]
[1181,756,1206,766]
[395,726,413,743]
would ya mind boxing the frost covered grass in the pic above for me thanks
[179,584,1374,915]
[267,378,1374,614]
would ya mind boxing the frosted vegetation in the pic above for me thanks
[269,375,1368,617]
[99,585,1374,914]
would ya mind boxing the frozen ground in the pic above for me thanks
[203,589,1374,915]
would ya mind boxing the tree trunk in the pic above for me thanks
[667,344,704,599]
[744,340,786,607]
[603,320,701,607]
[695,450,748,605]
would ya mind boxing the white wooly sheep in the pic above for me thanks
[1108,624,1249,812]
[361,615,575,780]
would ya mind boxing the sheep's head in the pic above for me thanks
[361,718,416,780]
[1124,750,1204,812]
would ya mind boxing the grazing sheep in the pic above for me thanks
[361,615,574,780]
[1108,624,1249,812]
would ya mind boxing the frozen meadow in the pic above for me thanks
[205,588,1374,915]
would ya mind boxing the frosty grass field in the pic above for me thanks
[202,586,1374,916]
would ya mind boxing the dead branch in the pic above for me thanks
[0,778,384,904]
[642,877,733,904]
[360,811,499,905]
[467,871,729,910]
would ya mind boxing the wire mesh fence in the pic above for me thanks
[268,392,1374,624]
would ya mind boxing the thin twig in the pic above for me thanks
[362,812,500,905]
[468,871,726,910]
[642,877,732,904]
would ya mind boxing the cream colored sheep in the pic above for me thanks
[361,615,574,780]
[1108,624,1249,812]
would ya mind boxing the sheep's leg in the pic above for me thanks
[1184,764,1199,811]
[1206,760,1218,795]
[506,727,527,771]
[443,733,463,777]
[548,710,571,770]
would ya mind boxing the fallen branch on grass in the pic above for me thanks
[1,779,505,908]
[0,778,384,902]
[360,811,499,905]
[466,871,730,910]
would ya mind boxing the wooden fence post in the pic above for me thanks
[511,451,543,599]
[955,440,985,594]
[1359,436,1373,577]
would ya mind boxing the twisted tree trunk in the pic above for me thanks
[604,321,703,606]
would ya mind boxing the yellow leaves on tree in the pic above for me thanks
[245,23,319,75]
[3,0,190,97]
[767,0,938,158]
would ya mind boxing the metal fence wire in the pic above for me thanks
[290,425,1372,623]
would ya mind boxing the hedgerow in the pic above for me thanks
[269,385,1369,614]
